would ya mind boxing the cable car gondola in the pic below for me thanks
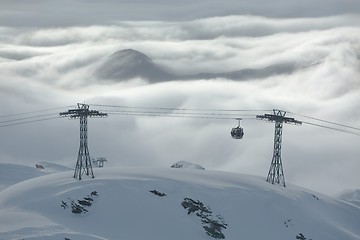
[231,118,244,139]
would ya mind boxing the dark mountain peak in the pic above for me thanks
[95,49,299,83]
[109,49,152,64]
[95,49,175,82]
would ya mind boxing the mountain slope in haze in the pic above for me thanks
[338,189,360,207]
[95,49,175,82]
[0,167,359,240]
[94,49,297,83]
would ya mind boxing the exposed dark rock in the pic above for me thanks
[71,200,88,214]
[78,199,92,207]
[61,191,99,215]
[149,190,166,197]
[182,198,212,215]
[312,194,319,200]
[95,49,175,82]
[181,198,227,239]
[170,161,205,170]
[296,233,306,240]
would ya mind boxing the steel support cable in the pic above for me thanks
[89,103,271,113]
[302,121,360,136]
[0,105,77,119]
[2,104,359,136]
[107,111,257,120]
[288,111,360,131]
[0,113,59,124]
[104,109,257,118]
[0,116,61,128]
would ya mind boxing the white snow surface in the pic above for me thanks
[0,163,45,191]
[0,166,359,240]
[0,162,72,191]
[36,161,73,174]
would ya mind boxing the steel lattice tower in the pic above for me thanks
[60,103,107,180]
[257,109,301,187]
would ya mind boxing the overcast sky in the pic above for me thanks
[1,0,360,26]
[0,0,359,196]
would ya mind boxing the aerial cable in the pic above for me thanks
[104,109,257,118]
[90,103,271,113]
[107,112,235,120]
[0,116,60,128]
[288,111,360,131]
[1,104,359,137]
[107,111,256,120]
[0,113,59,124]
[0,105,77,118]
[302,121,360,136]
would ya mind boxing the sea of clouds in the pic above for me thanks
[0,7,359,195]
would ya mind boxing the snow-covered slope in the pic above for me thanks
[0,167,359,240]
[0,163,45,191]
[0,162,72,191]
[35,161,73,174]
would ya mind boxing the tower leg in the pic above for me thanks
[266,121,286,187]
[74,114,94,180]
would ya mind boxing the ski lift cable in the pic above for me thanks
[0,116,61,128]
[104,109,257,118]
[302,121,360,136]
[1,105,359,136]
[288,111,360,131]
[0,105,258,128]
[0,105,77,119]
[107,111,256,120]
[0,113,60,124]
[0,105,77,127]
[89,103,271,113]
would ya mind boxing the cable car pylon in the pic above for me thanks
[256,109,302,187]
[60,103,107,180]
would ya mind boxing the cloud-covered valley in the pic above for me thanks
[0,12,359,195]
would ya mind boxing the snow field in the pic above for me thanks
[0,167,359,239]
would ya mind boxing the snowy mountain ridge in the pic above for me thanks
[0,165,359,240]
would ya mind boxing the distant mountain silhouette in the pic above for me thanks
[95,49,297,83]
[95,49,175,81]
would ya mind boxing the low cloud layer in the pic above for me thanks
[0,10,359,195]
